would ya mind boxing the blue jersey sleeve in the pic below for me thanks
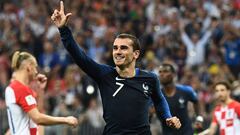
[151,73,172,120]
[59,26,112,81]
[177,84,198,103]
[186,86,198,103]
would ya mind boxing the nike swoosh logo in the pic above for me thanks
[116,76,125,81]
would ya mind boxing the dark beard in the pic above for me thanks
[116,57,135,70]
[160,80,172,86]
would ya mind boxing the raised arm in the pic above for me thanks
[51,1,111,80]
[198,30,212,46]
[180,21,194,49]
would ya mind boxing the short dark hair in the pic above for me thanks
[214,81,232,91]
[116,33,141,51]
[159,63,176,73]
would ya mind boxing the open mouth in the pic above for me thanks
[114,56,125,61]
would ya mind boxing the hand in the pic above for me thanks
[36,74,47,90]
[65,116,78,127]
[166,116,181,129]
[51,1,72,28]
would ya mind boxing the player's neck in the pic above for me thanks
[14,70,30,86]
[222,98,233,106]
[163,83,176,97]
[116,66,136,78]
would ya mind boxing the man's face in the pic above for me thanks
[214,84,230,103]
[158,66,174,85]
[112,38,139,68]
[27,58,39,81]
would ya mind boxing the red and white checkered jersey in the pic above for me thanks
[5,80,38,135]
[212,100,240,135]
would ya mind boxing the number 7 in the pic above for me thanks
[113,82,124,97]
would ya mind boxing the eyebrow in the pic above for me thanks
[113,44,129,47]
[113,45,129,48]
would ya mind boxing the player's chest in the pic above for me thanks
[215,108,237,122]
[165,92,188,109]
[102,77,153,100]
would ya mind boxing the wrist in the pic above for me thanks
[59,25,67,30]
[63,117,68,124]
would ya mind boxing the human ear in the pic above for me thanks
[134,50,140,59]
[26,65,31,73]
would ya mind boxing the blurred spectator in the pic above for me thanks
[232,80,240,102]
[38,40,60,73]
[78,98,104,135]
[0,99,8,135]
[180,20,213,67]
[221,22,240,79]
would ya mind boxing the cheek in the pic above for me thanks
[32,68,37,74]
[127,52,134,58]
[216,92,224,97]
[112,51,117,57]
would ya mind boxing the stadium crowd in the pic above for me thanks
[0,0,240,135]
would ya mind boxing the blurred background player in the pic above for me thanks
[199,81,240,135]
[157,63,202,135]
[5,51,78,135]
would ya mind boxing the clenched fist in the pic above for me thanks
[65,116,78,128]
[166,116,181,129]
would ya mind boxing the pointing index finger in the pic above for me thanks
[60,1,64,13]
